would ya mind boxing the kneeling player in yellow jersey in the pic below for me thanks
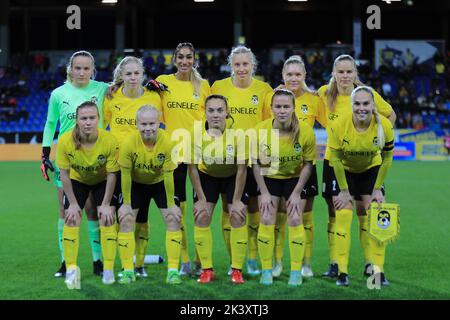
[265,55,326,279]
[104,56,163,278]
[328,86,394,287]
[188,95,248,284]
[56,101,120,290]
[252,89,316,286]
[211,46,273,276]
[118,105,183,285]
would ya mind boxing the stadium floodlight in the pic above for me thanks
[194,0,215,2]
[382,0,402,4]
[101,0,118,4]
[288,0,308,2]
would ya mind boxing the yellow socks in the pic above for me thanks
[222,211,232,259]
[100,225,117,271]
[369,237,386,273]
[194,226,212,269]
[335,209,353,274]
[134,222,149,268]
[303,211,314,265]
[327,217,337,264]
[118,232,135,271]
[63,225,80,269]
[166,230,182,270]
[179,202,191,264]
[274,213,287,264]
[247,212,260,260]
[257,223,275,270]
[358,215,371,264]
[230,225,248,270]
[288,225,306,271]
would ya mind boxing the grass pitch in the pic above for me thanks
[0,160,449,300]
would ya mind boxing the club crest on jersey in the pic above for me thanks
[90,96,98,104]
[157,153,166,164]
[294,142,301,153]
[373,137,379,147]
[377,210,390,229]
[251,95,259,105]
[301,104,308,114]
[226,144,234,155]
[97,154,106,166]
[193,92,200,100]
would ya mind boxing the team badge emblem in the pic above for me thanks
[251,95,258,105]
[157,153,165,163]
[226,144,234,155]
[294,142,301,153]
[193,92,200,100]
[90,96,98,104]
[97,154,106,166]
[373,137,379,147]
[368,203,400,245]
[301,105,308,114]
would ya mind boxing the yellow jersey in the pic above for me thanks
[103,86,162,146]
[119,129,177,185]
[211,77,272,130]
[254,119,316,179]
[156,74,211,136]
[56,129,119,185]
[190,121,247,178]
[327,114,394,173]
[317,84,394,160]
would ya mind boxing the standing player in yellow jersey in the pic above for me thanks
[265,55,326,279]
[211,46,273,276]
[252,89,315,286]
[103,56,162,278]
[156,42,211,277]
[118,106,183,285]
[317,54,396,278]
[56,101,119,289]
[328,86,394,286]
[188,95,248,284]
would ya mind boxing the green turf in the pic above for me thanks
[0,161,449,300]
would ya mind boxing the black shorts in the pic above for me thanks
[322,160,385,200]
[303,164,319,198]
[258,177,309,200]
[329,165,381,199]
[130,180,175,216]
[174,163,187,203]
[194,171,249,205]
[115,173,154,224]
[63,179,118,209]
[245,167,259,197]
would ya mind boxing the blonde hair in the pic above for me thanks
[172,42,203,97]
[72,101,99,150]
[66,50,97,83]
[227,45,258,77]
[326,54,364,112]
[351,86,385,149]
[271,89,299,144]
[283,55,315,94]
[112,56,145,87]
[136,105,161,123]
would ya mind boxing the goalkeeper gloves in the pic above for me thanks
[144,79,169,93]
[41,146,54,181]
